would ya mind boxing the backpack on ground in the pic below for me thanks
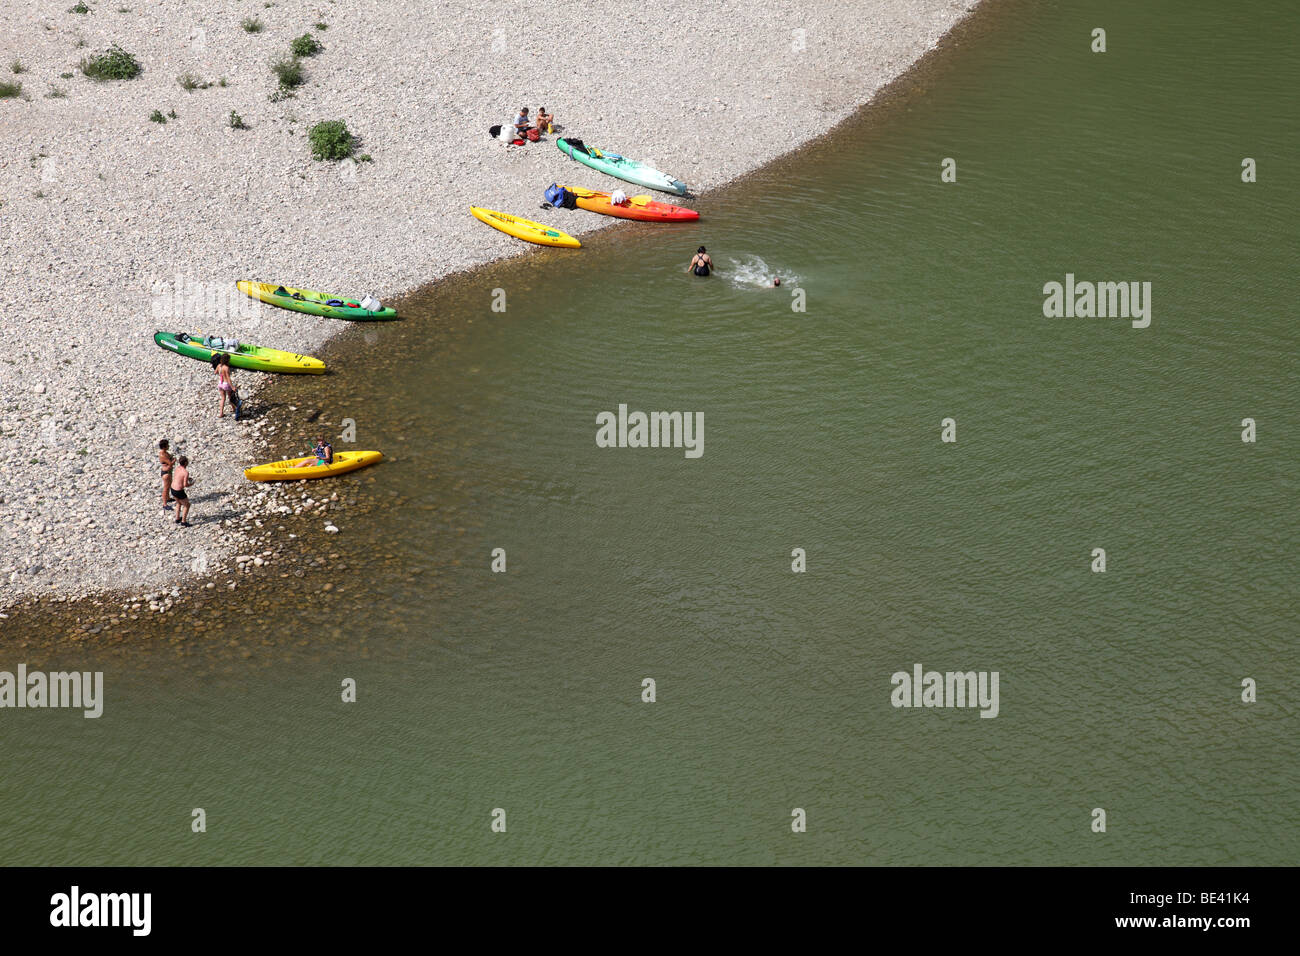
[544,184,575,209]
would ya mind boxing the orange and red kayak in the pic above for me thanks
[561,186,699,223]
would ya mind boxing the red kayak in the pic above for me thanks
[562,185,699,222]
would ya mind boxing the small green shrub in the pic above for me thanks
[272,55,303,91]
[167,108,177,118]
[10,59,26,74]
[178,72,210,90]
[308,119,354,160]
[218,76,227,87]
[229,110,247,129]
[357,153,373,163]
[290,33,322,57]
[59,72,73,79]
[241,16,263,33]
[68,2,91,13]
[149,109,165,123]
[0,81,21,98]
[314,22,328,31]
[46,86,68,98]
[80,44,142,80]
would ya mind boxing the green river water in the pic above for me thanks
[3,0,1296,865]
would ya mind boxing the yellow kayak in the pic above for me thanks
[244,450,383,482]
[470,206,580,248]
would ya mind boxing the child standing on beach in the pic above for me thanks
[158,439,175,510]
[170,456,193,527]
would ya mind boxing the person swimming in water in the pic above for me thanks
[687,246,713,277]
[772,276,782,287]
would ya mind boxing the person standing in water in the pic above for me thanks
[158,439,175,511]
[687,246,713,277]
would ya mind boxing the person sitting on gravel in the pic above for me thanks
[512,107,531,135]
[535,107,554,133]
[171,456,193,527]
[159,439,175,511]
[293,437,333,468]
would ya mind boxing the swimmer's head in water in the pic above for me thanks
[773,277,782,286]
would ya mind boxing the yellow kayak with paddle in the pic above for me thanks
[469,206,581,248]
[244,450,383,482]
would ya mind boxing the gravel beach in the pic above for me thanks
[0,0,978,612]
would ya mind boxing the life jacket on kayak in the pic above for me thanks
[544,184,576,209]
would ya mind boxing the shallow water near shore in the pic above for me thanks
[4,0,1298,865]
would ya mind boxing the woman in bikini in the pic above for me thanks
[214,353,240,420]
[159,439,175,510]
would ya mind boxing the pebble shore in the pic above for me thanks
[0,0,978,612]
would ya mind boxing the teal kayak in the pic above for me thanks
[556,137,687,196]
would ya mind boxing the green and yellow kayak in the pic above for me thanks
[153,331,325,374]
[237,280,398,320]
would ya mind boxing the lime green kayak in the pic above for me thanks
[153,331,325,373]
[237,280,398,320]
